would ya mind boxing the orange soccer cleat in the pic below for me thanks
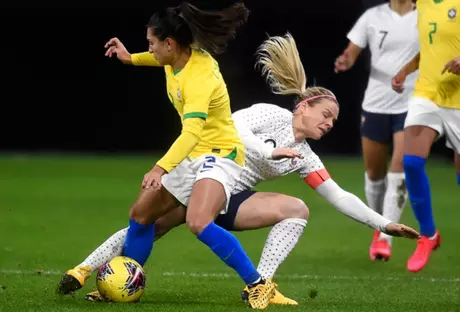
[369,231,391,261]
[407,231,441,272]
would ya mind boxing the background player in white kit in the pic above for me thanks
[60,33,420,305]
[334,0,418,261]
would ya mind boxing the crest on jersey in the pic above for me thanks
[177,88,181,101]
[361,115,366,126]
[448,8,457,20]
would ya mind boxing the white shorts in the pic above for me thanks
[404,97,460,154]
[161,155,243,213]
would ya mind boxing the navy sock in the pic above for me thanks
[197,222,260,285]
[122,219,155,266]
[457,173,460,185]
[403,155,436,237]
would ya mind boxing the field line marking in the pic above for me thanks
[1,269,459,283]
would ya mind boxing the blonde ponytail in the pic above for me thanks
[256,33,307,97]
[256,32,337,105]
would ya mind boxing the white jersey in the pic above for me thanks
[231,103,324,194]
[347,4,419,114]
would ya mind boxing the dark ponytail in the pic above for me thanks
[147,1,249,55]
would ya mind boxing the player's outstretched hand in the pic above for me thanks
[391,71,406,93]
[271,148,303,160]
[384,223,421,239]
[104,37,132,64]
[442,57,460,75]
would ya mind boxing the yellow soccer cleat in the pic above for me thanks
[84,290,107,302]
[270,288,298,305]
[57,265,92,295]
[241,278,276,309]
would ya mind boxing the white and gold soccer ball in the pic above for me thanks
[96,256,146,303]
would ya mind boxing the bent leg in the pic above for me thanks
[187,178,260,285]
[233,192,309,280]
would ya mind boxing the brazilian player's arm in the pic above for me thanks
[303,169,392,233]
[155,73,213,173]
[131,52,162,66]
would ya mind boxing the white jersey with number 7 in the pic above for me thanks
[347,3,419,114]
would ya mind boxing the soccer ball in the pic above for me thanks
[96,256,146,303]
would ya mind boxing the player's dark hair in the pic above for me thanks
[147,1,249,55]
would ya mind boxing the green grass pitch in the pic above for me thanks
[0,154,459,311]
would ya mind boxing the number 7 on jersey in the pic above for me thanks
[428,22,437,44]
[378,30,388,49]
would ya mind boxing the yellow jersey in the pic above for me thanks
[131,49,244,172]
[414,0,460,109]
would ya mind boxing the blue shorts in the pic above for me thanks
[215,190,256,231]
[360,110,407,144]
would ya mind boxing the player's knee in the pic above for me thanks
[186,216,211,236]
[129,204,150,225]
[280,197,309,221]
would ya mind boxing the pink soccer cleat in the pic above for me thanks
[369,231,391,261]
[407,231,441,272]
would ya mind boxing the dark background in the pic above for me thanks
[0,0,452,159]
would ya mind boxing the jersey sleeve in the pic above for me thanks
[347,9,370,48]
[156,118,205,172]
[297,150,326,181]
[314,179,391,232]
[131,52,161,66]
[156,70,215,172]
[182,70,217,119]
[232,109,275,159]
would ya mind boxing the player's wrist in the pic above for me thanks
[121,53,133,65]
[381,220,393,234]
[152,164,167,176]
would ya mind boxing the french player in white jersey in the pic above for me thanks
[334,0,419,261]
[58,33,419,306]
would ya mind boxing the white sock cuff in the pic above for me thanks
[387,172,405,181]
[365,172,385,185]
[277,217,307,227]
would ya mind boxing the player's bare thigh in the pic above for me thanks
[186,178,226,235]
[362,137,389,180]
[404,97,442,157]
[233,192,309,231]
[389,131,404,172]
[129,185,180,225]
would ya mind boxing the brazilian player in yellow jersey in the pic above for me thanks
[58,2,280,309]
[390,0,460,273]
[130,49,244,170]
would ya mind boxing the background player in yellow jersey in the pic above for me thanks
[391,0,460,272]
[59,2,290,309]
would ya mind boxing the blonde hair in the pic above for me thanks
[255,32,337,104]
